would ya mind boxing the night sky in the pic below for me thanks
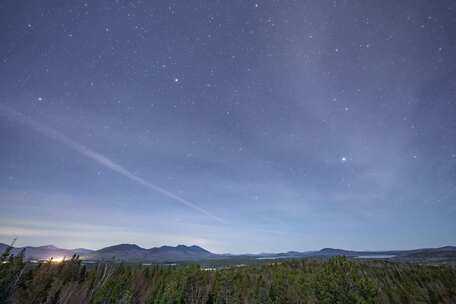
[1,1,456,253]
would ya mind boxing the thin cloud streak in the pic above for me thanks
[0,104,223,223]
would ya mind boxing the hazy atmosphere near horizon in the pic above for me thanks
[0,0,455,254]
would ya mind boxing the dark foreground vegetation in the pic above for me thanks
[1,246,456,304]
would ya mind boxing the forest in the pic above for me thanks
[1,245,456,304]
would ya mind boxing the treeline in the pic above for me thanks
[1,245,456,303]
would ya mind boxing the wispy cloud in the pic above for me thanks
[0,104,223,223]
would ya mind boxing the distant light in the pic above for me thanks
[50,257,64,263]
[174,78,180,83]
[341,156,348,163]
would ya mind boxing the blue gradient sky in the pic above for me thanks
[1,0,456,253]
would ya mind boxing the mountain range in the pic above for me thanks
[89,243,215,262]
[1,242,455,263]
[0,243,216,262]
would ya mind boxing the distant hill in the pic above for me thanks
[395,246,456,260]
[0,243,94,260]
[93,244,148,261]
[312,246,456,258]
[89,244,216,262]
[0,242,218,262]
[2,242,455,263]
[252,246,456,262]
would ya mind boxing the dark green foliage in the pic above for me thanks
[14,255,85,304]
[1,254,456,304]
[0,245,25,303]
[314,257,377,303]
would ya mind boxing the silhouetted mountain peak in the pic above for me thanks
[98,244,144,253]
[438,246,456,251]
[317,248,355,256]
[320,248,342,253]
[38,245,58,250]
